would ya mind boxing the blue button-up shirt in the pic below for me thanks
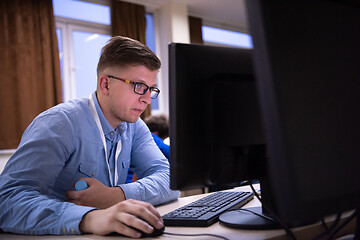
[0,92,179,235]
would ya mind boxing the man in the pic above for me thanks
[0,36,179,238]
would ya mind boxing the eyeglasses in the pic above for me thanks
[107,75,160,99]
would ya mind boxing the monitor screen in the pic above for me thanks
[168,43,266,192]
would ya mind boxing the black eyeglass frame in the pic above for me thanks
[107,75,160,99]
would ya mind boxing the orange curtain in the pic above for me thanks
[111,0,151,119]
[0,0,62,149]
[189,16,204,44]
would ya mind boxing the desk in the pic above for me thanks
[0,185,356,240]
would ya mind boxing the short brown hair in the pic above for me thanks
[97,36,161,76]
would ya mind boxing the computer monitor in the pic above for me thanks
[168,0,360,232]
[168,43,265,192]
[169,43,274,228]
[244,0,360,229]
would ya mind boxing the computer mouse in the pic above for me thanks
[137,224,165,238]
[131,217,165,238]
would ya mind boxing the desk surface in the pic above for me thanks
[0,185,355,240]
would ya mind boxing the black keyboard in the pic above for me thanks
[162,191,254,227]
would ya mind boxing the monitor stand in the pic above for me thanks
[219,179,281,230]
[219,206,280,230]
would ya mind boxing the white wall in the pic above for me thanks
[0,150,14,174]
[154,1,190,115]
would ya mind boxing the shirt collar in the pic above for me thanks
[91,92,125,142]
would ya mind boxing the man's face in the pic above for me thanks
[98,65,158,128]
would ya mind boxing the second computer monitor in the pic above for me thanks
[168,43,265,191]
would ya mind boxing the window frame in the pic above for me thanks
[55,16,111,102]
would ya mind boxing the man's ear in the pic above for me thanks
[99,76,110,95]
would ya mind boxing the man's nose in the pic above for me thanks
[140,90,152,104]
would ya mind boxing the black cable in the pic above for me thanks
[231,208,277,223]
[248,182,297,240]
[327,209,360,240]
[313,212,342,240]
[320,218,329,231]
[164,231,230,240]
[355,210,360,240]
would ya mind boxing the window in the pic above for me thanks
[54,0,111,101]
[145,13,158,109]
[72,31,111,99]
[202,26,253,49]
[53,0,110,25]
[53,0,158,110]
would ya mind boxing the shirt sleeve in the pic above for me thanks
[119,120,179,206]
[0,110,96,235]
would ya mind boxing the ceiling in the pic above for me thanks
[124,0,249,32]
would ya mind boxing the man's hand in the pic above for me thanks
[79,199,164,238]
[66,178,125,209]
